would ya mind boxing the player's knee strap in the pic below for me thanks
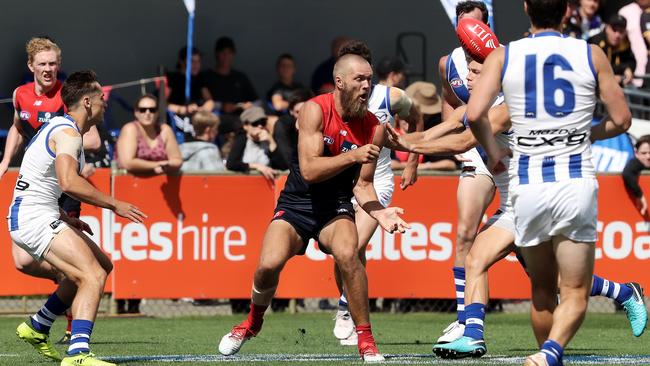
[252,285,277,306]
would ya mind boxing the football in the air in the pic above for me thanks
[456,18,500,63]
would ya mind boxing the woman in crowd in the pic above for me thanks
[117,94,183,176]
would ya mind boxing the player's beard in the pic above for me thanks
[341,84,368,119]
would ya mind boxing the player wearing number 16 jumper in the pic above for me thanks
[466,0,633,365]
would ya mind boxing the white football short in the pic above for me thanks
[510,178,598,247]
[9,215,69,260]
[484,201,515,233]
[460,147,493,180]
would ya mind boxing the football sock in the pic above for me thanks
[590,275,632,304]
[67,319,93,355]
[338,294,348,311]
[453,267,466,324]
[30,292,68,334]
[66,311,72,333]
[246,303,268,332]
[540,339,563,366]
[464,303,486,340]
[356,324,376,349]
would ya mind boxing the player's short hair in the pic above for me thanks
[191,111,220,136]
[376,58,405,81]
[287,88,314,111]
[635,135,650,150]
[525,0,567,29]
[61,70,100,109]
[26,37,61,64]
[338,40,372,64]
[456,1,489,24]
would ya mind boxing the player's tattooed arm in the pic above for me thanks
[297,101,376,183]
[589,45,632,142]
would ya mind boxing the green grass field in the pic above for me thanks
[1,312,648,365]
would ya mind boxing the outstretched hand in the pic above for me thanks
[374,207,410,234]
[114,201,147,223]
[385,124,411,152]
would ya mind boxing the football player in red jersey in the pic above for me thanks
[218,42,409,363]
[0,37,101,344]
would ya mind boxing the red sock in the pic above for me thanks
[245,303,267,333]
[356,323,377,350]
[66,312,72,333]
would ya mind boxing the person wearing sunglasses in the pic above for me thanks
[116,94,183,176]
[225,106,286,180]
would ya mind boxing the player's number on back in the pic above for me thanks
[524,54,575,119]
[15,180,30,191]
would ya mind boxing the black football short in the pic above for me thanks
[272,201,355,255]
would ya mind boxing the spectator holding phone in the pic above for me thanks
[117,94,183,175]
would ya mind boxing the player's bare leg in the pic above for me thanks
[520,241,557,347]
[36,226,113,365]
[522,236,594,366]
[464,227,515,305]
[433,225,515,358]
[219,220,303,356]
[333,207,378,343]
[549,236,594,345]
[438,174,494,344]
[320,216,383,362]
[12,243,61,280]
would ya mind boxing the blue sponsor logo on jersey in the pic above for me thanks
[341,140,358,152]
[323,135,334,145]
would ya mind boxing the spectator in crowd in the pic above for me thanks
[310,36,351,94]
[639,3,650,86]
[589,15,636,86]
[375,57,407,89]
[266,54,304,116]
[272,88,314,171]
[623,135,650,216]
[117,94,183,175]
[167,46,214,117]
[566,0,603,40]
[619,0,650,87]
[216,115,242,160]
[202,37,258,115]
[403,81,457,171]
[180,111,226,172]
[225,106,285,180]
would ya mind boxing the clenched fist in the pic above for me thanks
[351,144,380,164]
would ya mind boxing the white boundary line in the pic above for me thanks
[101,353,650,364]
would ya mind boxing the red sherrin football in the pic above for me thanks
[456,18,500,63]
